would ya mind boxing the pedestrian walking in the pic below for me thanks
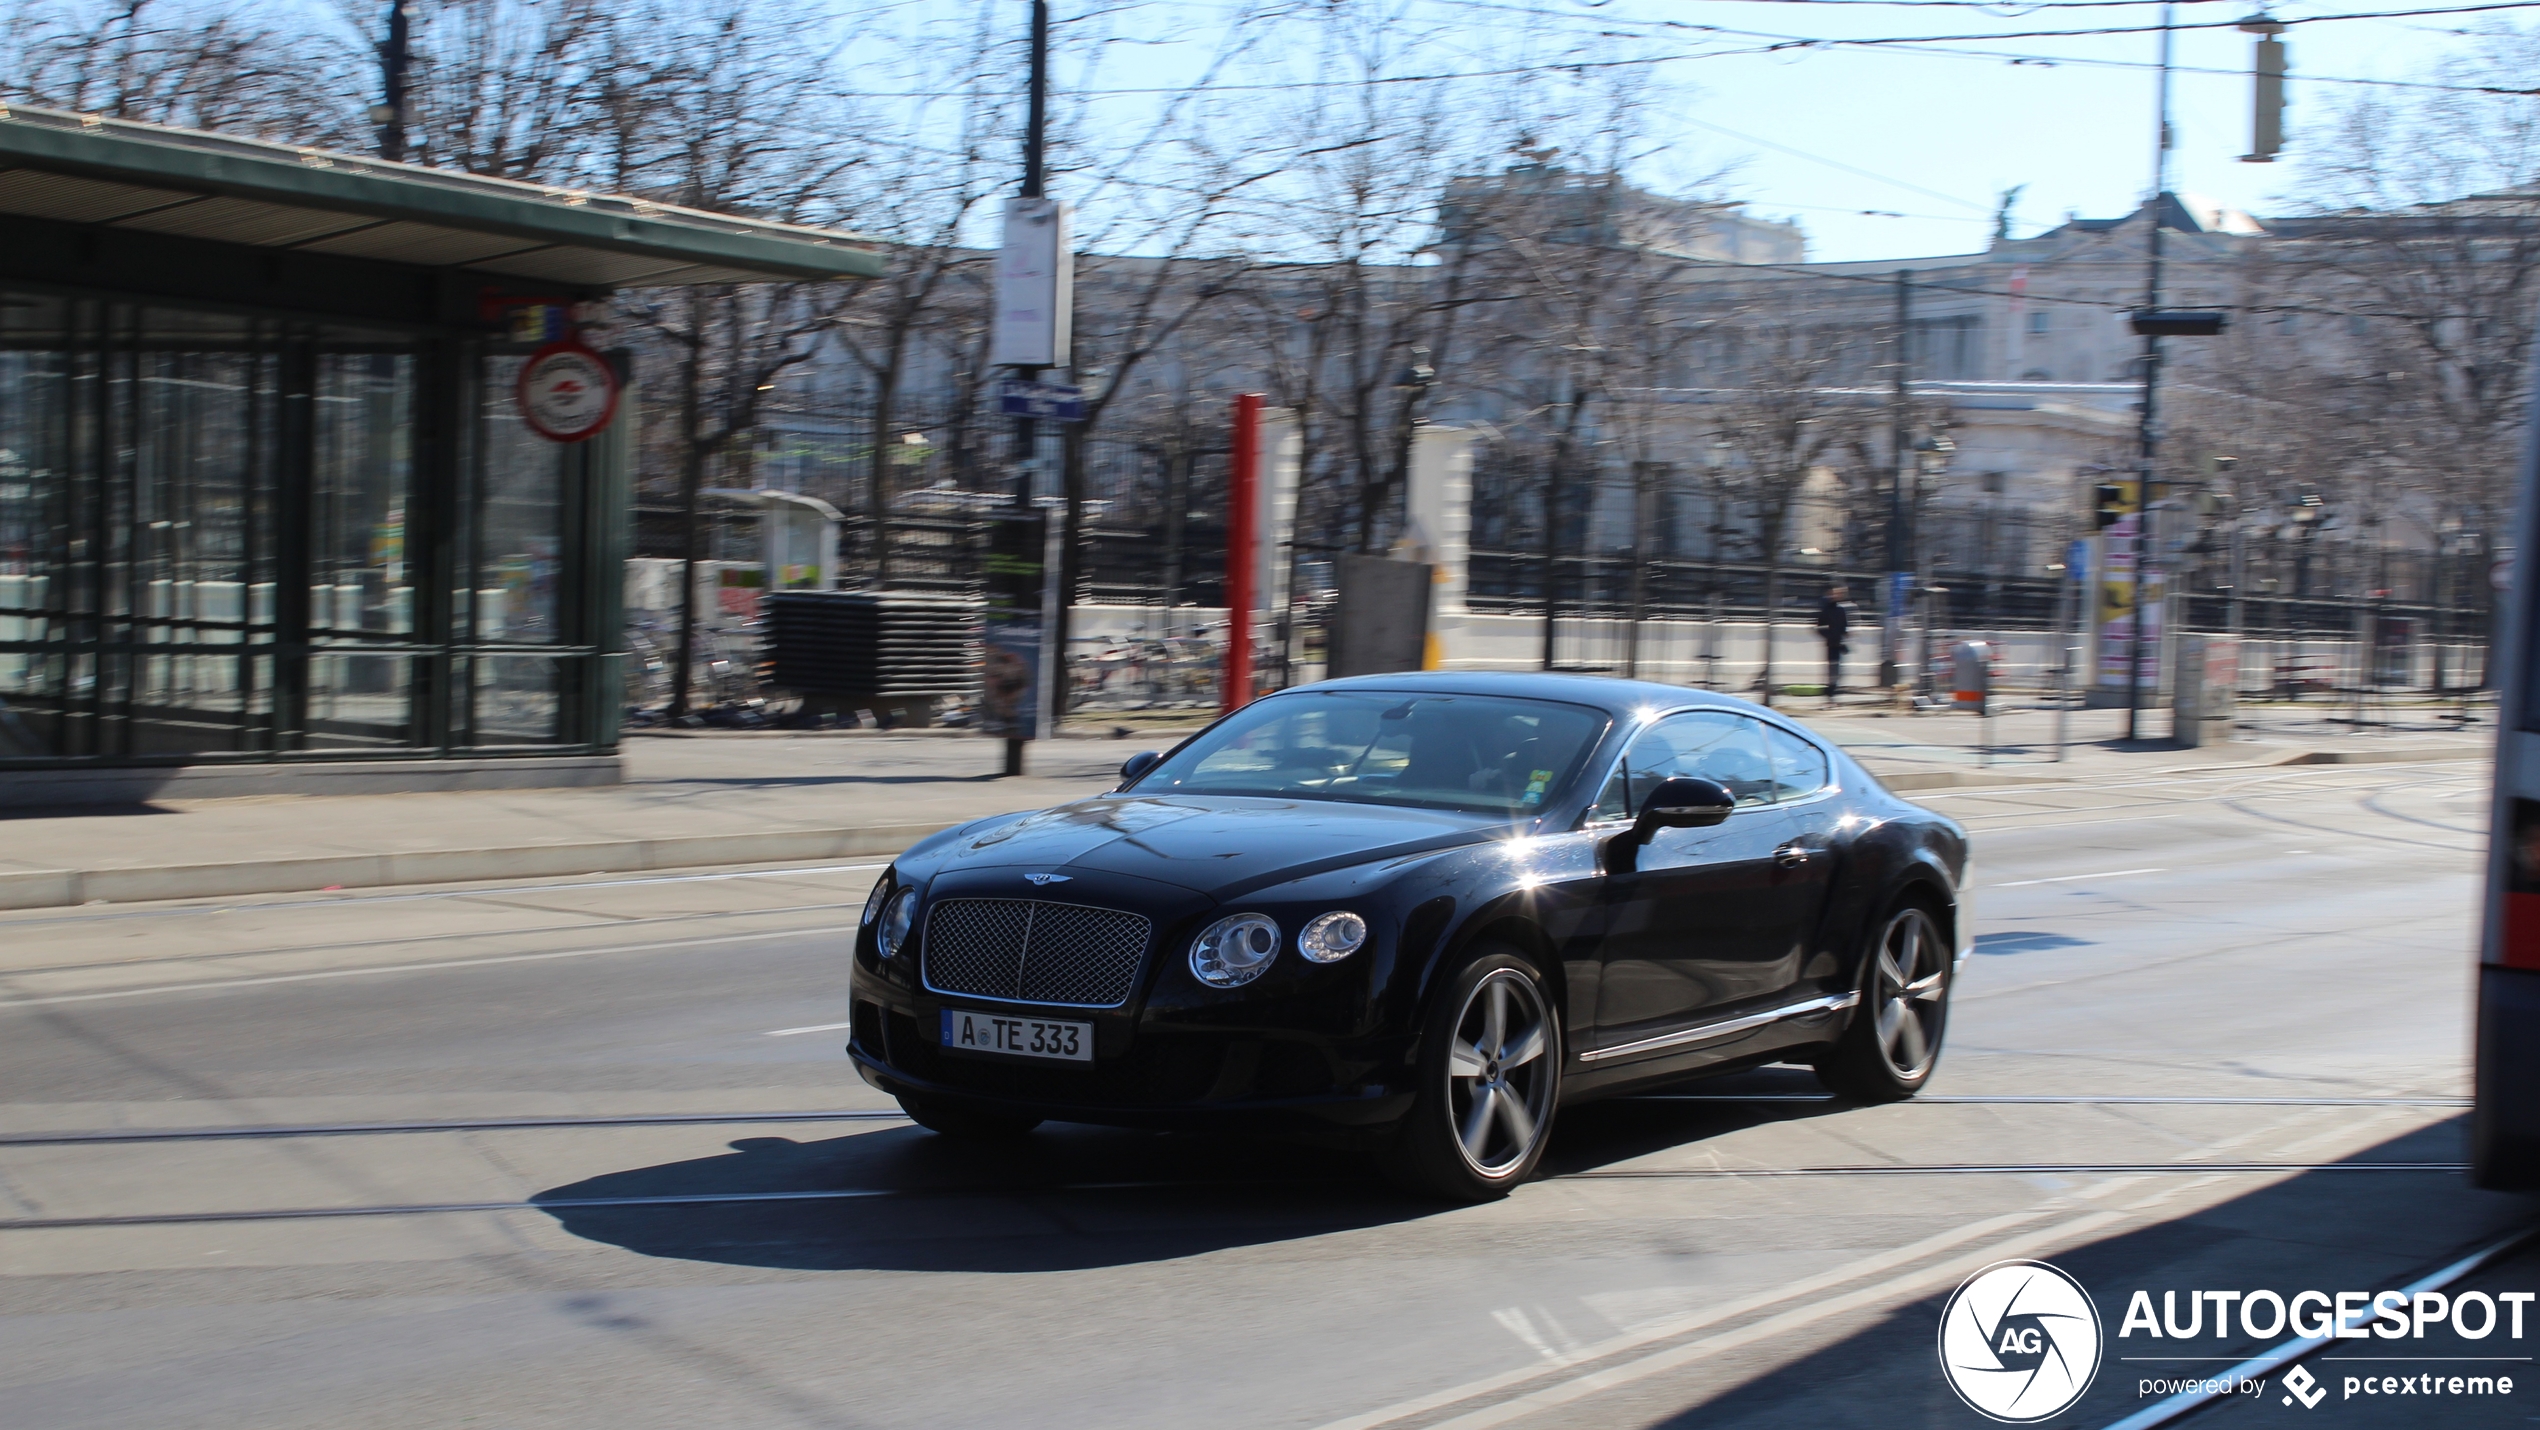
[1815,584,1852,706]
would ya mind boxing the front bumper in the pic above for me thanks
[847,998,1415,1132]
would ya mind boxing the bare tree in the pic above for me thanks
[1708,279,1876,704]
[2,0,360,142]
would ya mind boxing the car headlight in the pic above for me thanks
[875,886,919,959]
[1297,910,1369,963]
[1190,912,1281,988]
[861,871,894,927]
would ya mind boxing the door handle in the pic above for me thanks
[1774,843,1811,868]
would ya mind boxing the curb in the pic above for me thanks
[0,822,957,912]
[2271,746,2488,766]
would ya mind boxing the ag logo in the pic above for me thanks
[1938,1259,2103,1422]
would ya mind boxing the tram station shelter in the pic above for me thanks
[0,104,882,804]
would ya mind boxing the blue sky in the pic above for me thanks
[1019,0,2517,263]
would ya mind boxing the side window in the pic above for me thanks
[1766,725,1830,801]
[1625,711,1775,809]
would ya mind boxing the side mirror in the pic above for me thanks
[1603,776,1734,874]
[1118,750,1162,787]
[1638,776,1735,832]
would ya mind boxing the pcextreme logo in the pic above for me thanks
[1939,1260,2105,1422]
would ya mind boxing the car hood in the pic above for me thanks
[936,794,1511,893]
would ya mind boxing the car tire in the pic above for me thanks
[896,1092,1043,1140]
[1378,947,1563,1202]
[1816,895,1952,1103]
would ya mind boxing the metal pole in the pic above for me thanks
[1885,270,1911,690]
[1224,393,1261,714]
[2052,539,2074,761]
[375,0,410,163]
[1000,0,1051,777]
[2127,1,2176,743]
[1625,462,1650,679]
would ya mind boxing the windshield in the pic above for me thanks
[1130,691,1609,817]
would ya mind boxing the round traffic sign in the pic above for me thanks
[516,339,620,443]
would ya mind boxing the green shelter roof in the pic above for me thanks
[0,101,885,287]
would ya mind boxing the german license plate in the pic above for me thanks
[940,1008,1092,1062]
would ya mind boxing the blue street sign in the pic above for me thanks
[2066,539,2090,583]
[998,378,1086,423]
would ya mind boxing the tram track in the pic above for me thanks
[0,1093,2471,1233]
[0,1161,2473,1234]
[0,1094,2463,1147]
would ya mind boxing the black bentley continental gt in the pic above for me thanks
[847,671,1971,1201]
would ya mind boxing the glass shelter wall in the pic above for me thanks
[0,289,618,766]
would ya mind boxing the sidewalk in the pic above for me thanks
[0,702,2493,911]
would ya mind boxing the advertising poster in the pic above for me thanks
[980,509,1046,741]
[2093,518,2164,688]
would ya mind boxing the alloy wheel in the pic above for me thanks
[1872,906,1948,1079]
[1444,968,1556,1177]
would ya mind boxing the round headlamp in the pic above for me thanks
[1297,910,1369,963]
[875,886,919,959]
[1190,912,1281,988]
[860,872,894,926]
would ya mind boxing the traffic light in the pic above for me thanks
[2239,15,2287,164]
[2094,482,2127,529]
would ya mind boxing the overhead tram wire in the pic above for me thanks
[809,0,2540,102]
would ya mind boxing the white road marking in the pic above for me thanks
[0,926,824,1009]
[1990,867,2164,888]
[0,862,892,928]
[1305,1204,2074,1430]
[1415,1209,2136,1430]
[1338,1173,2244,1430]
[764,1020,858,1037]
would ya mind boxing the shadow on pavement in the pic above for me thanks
[535,1066,1857,1273]
[534,1122,1423,1273]
[1635,1115,2540,1429]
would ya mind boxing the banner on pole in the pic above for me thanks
[990,198,1073,369]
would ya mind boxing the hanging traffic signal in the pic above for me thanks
[2094,483,2127,529]
[2238,15,2288,164]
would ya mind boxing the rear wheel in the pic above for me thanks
[896,1092,1042,1140]
[1379,949,1562,1201]
[1816,899,1951,1102]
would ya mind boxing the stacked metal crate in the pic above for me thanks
[762,591,982,728]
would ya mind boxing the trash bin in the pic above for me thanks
[1952,640,1992,717]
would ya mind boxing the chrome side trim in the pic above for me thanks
[1578,991,1860,1065]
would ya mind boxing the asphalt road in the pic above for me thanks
[0,757,2531,1429]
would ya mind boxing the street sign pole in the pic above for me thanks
[2128,1,2177,743]
[993,0,1056,777]
[1225,394,1262,713]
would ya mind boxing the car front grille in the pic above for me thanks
[921,897,1153,1007]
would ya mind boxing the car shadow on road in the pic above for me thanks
[533,1066,1860,1274]
[1620,1115,2540,1430]
[533,1121,1423,1273]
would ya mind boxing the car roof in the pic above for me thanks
[1282,670,1775,722]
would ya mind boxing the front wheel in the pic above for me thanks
[1816,899,1952,1102]
[1379,949,1563,1201]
